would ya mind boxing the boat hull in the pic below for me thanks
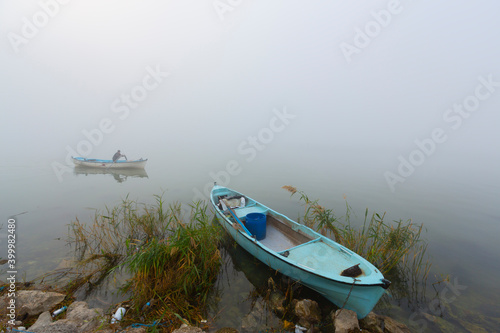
[210,185,389,318]
[72,157,147,169]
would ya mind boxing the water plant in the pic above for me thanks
[65,195,223,331]
[282,186,431,280]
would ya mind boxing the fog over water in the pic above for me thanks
[1,1,499,331]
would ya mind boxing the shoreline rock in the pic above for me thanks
[293,299,321,329]
[0,290,66,319]
[1,290,412,333]
[332,309,360,333]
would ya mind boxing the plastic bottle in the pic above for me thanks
[52,306,67,317]
[141,301,151,311]
[295,324,307,333]
[110,307,126,324]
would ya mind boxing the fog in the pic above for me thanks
[1,1,499,192]
[1,3,500,328]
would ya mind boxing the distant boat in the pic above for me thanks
[210,185,390,319]
[71,156,147,169]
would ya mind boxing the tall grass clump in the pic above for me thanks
[122,201,222,323]
[282,186,431,280]
[67,195,222,330]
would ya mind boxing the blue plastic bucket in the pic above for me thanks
[245,213,267,240]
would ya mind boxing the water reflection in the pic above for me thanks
[210,235,337,332]
[73,166,148,183]
[209,237,285,332]
[223,235,341,300]
[211,231,433,331]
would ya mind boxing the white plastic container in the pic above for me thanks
[110,307,126,324]
[52,306,67,317]
[295,324,307,333]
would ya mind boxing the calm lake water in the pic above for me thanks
[1,143,499,332]
[2,1,500,332]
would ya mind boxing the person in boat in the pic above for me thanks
[112,150,127,162]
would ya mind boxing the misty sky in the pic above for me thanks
[1,1,499,189]
[2,3,500,326]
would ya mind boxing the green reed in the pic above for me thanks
[122,201,222,322]
[67,195,222,330]
[282,186,431,279]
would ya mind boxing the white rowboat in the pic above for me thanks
[72,156,147,169]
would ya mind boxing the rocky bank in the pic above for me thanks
[0,290,411,332]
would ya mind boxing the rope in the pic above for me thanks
[5,319,173,333]
[335,278,359,318]
[116,320,173,332]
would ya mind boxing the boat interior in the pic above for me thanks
[215,190,371,278]
[216,193,328,250]
[216,192,322,250]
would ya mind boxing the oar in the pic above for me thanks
[106,161,115,169]
[107,155,127,169]
[223,199,254,238]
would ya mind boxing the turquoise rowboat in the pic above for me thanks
[72,156,147,169]
[210,185,390,319]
